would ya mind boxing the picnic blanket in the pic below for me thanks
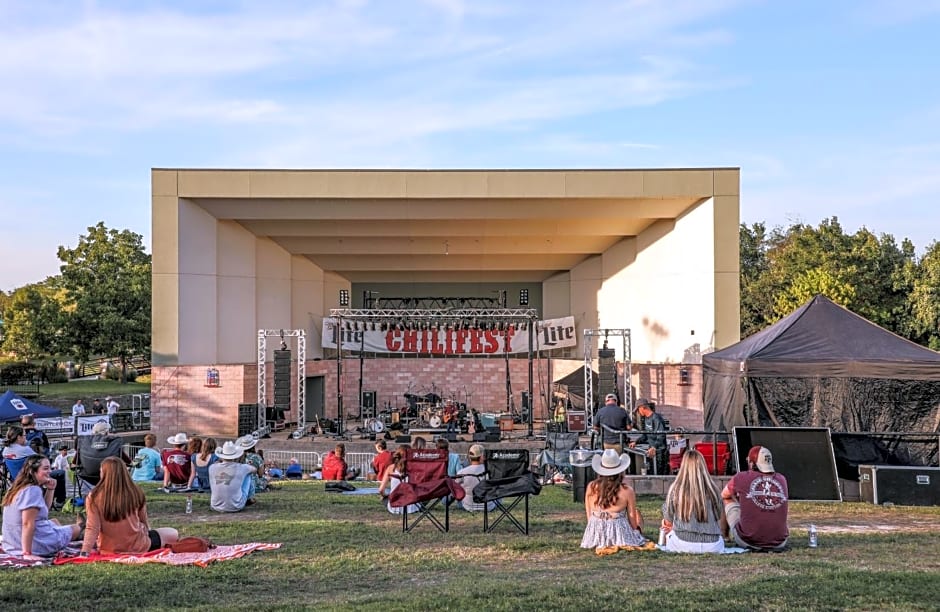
[53,543,281,567]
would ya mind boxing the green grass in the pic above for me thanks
[35,380,151,399]
[1,483,938,611]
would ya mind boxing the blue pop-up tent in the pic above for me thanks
[0,390,62,422]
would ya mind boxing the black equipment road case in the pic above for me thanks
[858,465,940,506]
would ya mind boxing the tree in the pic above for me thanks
[57,222,151,382]
[910,241,940,350]
[0,280,66,360]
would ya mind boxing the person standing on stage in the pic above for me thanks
[629,398,668,475]
[594,393,631,452]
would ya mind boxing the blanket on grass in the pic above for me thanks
[53,543,281,567]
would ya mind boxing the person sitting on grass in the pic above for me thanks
[235,435,269,496]
[188,437,218,492]
[580,449,652,555]
[131,434,164,482]
[80,457,179,556]
[721,445,790,552]
[660,449,726,553]
[285,457,304,480]
[1,455,84,560]
[369,440,393,481]
[209,441,257,513]
[161,433,192,491]
[321,443,359,480]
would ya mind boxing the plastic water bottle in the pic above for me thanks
[808,524,817,548]
[185,495,193,514]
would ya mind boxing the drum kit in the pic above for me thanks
[369,390,473,432]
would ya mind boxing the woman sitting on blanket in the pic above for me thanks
[660,449,726,554]
[580,449,653,554]
[80,457,179,556]
[1,455,84,560]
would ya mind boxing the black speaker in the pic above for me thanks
[473,433,488,442]
[361,391,376,409]
[485,433,501,443]
[445,432,459,442]
[395,434,412,443]
[521,391,530,411]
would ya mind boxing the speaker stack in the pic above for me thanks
[238,403,258,436]
[272,349,291,422]
[361,390,377,419]
[598,347,617,401]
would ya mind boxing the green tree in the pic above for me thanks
[740,217,917,340]
[0,280,66,360]
[57,222,151,382]
[910,241,940,350]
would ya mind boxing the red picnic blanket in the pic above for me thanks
[54,543,281,567]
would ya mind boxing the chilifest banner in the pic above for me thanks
[321,316,577,355]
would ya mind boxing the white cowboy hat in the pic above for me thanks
[91,421,111,435]
[167,432,189,445]
[592,448,632,476]
[235,435,258,450]
[215,441,244,460]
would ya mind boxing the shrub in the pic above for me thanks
[105,364,138,382]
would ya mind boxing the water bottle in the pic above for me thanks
[658,528,666,546]
[185,495,193,515]
[808,524,817,548]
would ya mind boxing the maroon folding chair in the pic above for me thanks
[388,448,464,533]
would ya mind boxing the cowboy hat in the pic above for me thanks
[215,441,244,460]
[592,448,632,476]
[235,435,258,450]
[167,432,189,445]
[92,421,111,435]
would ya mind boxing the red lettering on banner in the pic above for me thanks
[503,326,517,352]
[402,330,419,353]
[444,329,455,354]
[427,329,442,354]
[455,330,468,354]
[469,330,483,353]
[387,331,401,351]
[483,330,499,353]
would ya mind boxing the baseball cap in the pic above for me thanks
[604,393,618,402]
[468,444,485,460]
[748,446,775,473]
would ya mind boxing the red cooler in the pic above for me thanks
[695,442,731,474]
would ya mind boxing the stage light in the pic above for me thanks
[519,288,529,306]
[339,289,349,306]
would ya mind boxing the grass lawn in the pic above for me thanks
[35,380,151,400]
[1,482,938,611]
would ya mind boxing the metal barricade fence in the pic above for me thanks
[346,452,375,478]
[263,450,322,474]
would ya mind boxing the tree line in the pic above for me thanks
[0,222,151,383]
[1,217,938,381]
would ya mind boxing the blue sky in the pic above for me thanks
[2,0,939,291]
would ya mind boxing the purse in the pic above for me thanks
[170,536,216,553]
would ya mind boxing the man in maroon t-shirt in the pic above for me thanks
[721,445,789,551]
[161,432,192,490]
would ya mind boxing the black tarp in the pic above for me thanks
[704,295,940,468]
[553,367,598,411]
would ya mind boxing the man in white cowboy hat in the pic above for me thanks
[209,441,258,513]
[721,445,789,551]
[160,433,192,492]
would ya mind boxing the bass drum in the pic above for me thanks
[428,415,443,428]
[368,418,385,433]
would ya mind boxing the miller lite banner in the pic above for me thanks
[321,316,577,355]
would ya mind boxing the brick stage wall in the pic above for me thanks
[151,360,705,440]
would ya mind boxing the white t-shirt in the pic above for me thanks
[209,462,254,512]
[106,399,120,414]
[72,403,86,416]
[456,463,493,512]
[53,453,70,471]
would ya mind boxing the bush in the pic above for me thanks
[104,364,138,382]
[0,362,41,385]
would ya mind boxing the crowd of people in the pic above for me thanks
[2,411,790,560]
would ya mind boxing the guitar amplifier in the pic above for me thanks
[859,465,940,506]
[566,411,586,433]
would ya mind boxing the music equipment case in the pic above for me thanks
[858,465,940,506]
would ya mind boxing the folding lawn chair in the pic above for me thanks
[472,448,541,535]
[538,431,580,485]
[388,448,464,533]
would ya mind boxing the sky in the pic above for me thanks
[2,0,939,291]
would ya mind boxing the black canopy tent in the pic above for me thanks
[553,367,598,411]
[704,295,940,471]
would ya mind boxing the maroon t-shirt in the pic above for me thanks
[371,450,393,478]
[728,470,789,548]
[162,448,191,485]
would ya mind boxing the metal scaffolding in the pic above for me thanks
[583,328,632,427]
[257,329,307,439]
